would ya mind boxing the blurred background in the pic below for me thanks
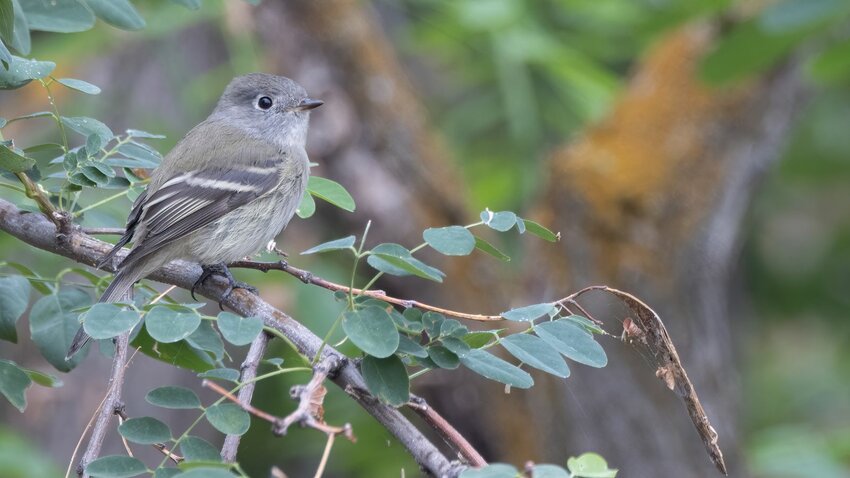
[1,0,849,477]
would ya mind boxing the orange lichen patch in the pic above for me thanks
[544,24,756,279]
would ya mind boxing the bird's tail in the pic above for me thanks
[65,266,143,360]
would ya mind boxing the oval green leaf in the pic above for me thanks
[85,455,147,478]
[423,226,475,256]
[0,275,30,343]
[0,359,31,411]
[500,302,555,322]
[57,77,101,94]
[534,320,607,368]
[29,287,91,372]
[180,435,222,462]
[145,386,201,409]
[118,416,172,444]
[205,403,250,435]
[342,306,399,358]
[82,303,141,340]
[216,312,263,346]
[360,354,410,407]
[301,235,355,255]
[459,463,519,478]
[308,176,355,212]
[145,306,201,343]
[460,349,533,389]
[500,334,569,378]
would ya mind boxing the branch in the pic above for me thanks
[220,332,271,462]
[77,332,129,477]
[205,356,355,441]
[408,395,486,467]
[0,199,463,478]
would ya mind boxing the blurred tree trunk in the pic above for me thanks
[254,4,807,476]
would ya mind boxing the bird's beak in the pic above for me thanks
[295,98,323,111]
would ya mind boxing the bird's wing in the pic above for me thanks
[96,189,148,269]
[117,161,282,269]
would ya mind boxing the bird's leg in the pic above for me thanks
[192,262,258,308]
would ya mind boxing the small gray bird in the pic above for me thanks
[66,73,322,359]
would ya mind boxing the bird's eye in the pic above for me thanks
[257,96,273,110]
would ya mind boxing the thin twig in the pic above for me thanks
[313,432,336,478]
[77,332,130,477]
[221,332,272,462]
[204,357,356,441]
[408,395,487,467]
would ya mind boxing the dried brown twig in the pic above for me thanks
[202,355,355,442]
[408,395,487,467]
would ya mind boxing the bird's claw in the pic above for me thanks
[191,263,258,309]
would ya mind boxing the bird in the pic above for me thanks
[66,73,322,359]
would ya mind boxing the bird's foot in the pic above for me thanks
[192,263,258,309]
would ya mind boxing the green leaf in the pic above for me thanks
[216,312,263,346]
[480,209,517,232]
[10,0,30,55]
[0,359,31,412]
[342,306,398,358]
[301,235,355,255]
[153,468,181,478]
[180,436,221,462]
[0,275,29,343]
[82,303,141,339]
[205,403,250,435]
[423,226,475,256]
[85,0,146,30]
[396,335,428,358]
[0,37,10,68]
[117,142,162,167]
[57,77,101,94]
[185,320,224,361]
[197,368,239,383]
[500,334,570,378]
[131,327,213,373]
[126,129,165,139]
[85,455,147,478]
[441,337,471,356]
[29,287,91,372]
[61,116,113,143]
[0,141,35,172]
[145,306,201,343]
[459,463,519,478]
[530,464,570,478]
[295,189,315,218]
[500,302,555,322]
[0,0,13,46]
[473,236,510,261]
[360,354,410,407]
[308,176,355,212]
[463,331,498,349]
[146,386,201,409]
[118,416,172,444]
[24,368,62,387]
[367,243,445,282]
[421,311,444,338]
[521,219,559,242]
[19,0,95,32]
[567,452,618,478]
[534,320,607,368]
[4,261,52,294]
[173,469,235,478]
[171,0,201,10]
[460,349,533,389]
[86,133,104,155]
[427,345,459,369]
